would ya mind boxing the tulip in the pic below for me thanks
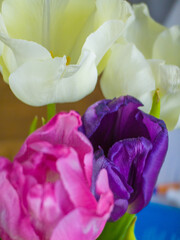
[81,96,168,221]
[100,3,180,130]
[0,0,133,106]
[0,111,113,240]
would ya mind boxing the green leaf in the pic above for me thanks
[41,117,46,125]
[97,213,137,240]
[150,89,161,118]
[28,116,38,135]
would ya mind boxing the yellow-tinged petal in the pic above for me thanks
[0,54,9,82]
[71,0,133,66]
[2,0,43,44]
[148,59,180,130]
[9,51,97,106]
[0,0,2,10]
[153,26,180,67]
[149,59,180,96]
[125,3,166,59]
[0,0,134,106]
[1,0,95,57]
[161,93,180,130]
[1,45,16,79]
[100,41,155,112]
[0,12,10,81]
[0,33,51,68]
[94,0,134,74]
[159,64,180,95]
[50,0,95,59]
[82,20,125,66]
[95,0,133,26]
[147,59,165,93]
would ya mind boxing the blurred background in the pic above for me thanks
[0,0,180,207]
[129,0,180,26]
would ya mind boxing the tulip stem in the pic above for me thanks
[150,89,161,119]
[47,103,56,121]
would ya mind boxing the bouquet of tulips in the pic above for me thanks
[0,0,179,239]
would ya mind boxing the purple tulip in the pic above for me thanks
[81,96,168,221]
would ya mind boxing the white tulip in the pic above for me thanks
[0,0,133,106]
[101,3,180,130]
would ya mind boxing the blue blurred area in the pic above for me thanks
[135,203,180,240]
[128,0,176,24]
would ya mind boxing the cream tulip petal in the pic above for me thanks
[0,13,8,53]
[0,55,9,82]
[159,64,180,95]
[9,51,97,106]
[100,42,155,112]
[50,0,95,58]
[148,60,180,130]
[94,0,134,74]
[82,20,125,66]
[1,45,16,78]
[0,13,10,81]
[148,59,179,96]
[0,33,51,68]
[153,26,180,67]
[69,14,95,64]
[95,0,133,26]
[125,3,165,59]
[161,93,180,130]
[147,59,166,93]
[2,0,43,44]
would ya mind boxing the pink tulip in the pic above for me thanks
[0,111,113,240]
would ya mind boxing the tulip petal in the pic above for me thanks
[50,0,95,59]
[0,160,40,240]
[0,33,51,67]
[0,50,11,83]
[51,208,108,240]
[8,50,97,105]
[82,96,168,219]
[161,92,180,131]
[94,0,133,74]
[1,0,95,58]
[100,42,155,112]
[128,112,168,213]
[82,96,142,146]
[95,0,133,26]
[1,0,44,44]
[82,20,125,66]
[0,13,13,82]
[15,111,93,185]
[153,26,180,67]
[148,59,180,130]
[56,148,97,210]
[125,3,165,59]
[51,168,113,240]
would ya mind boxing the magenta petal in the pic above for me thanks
[56,147,97,210]
[0,111,112,239]
[96,169,114,217]
[15,111,93,186]
[0,162,39,240]
[51,208,109,240]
